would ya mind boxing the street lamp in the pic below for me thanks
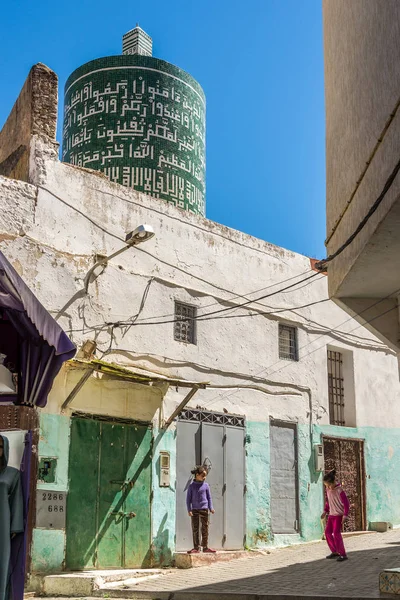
[84,224,155,293]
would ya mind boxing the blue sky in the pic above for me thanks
[0,0,325,258]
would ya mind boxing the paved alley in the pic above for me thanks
[42,529,400,599]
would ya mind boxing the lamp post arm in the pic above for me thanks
[84,244,131,293]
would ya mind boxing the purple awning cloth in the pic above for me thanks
[0,251,76,408]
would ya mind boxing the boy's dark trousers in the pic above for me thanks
[191,509,209,549]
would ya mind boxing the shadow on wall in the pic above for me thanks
[66,418,153,570]
[150,429,176,567]
[146,513,173,567]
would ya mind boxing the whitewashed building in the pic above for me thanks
[0,64,400,585]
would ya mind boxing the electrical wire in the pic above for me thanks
[325,94,400,246]
[38,186,317,309]
[316,155,400,270]
[102,272,322,329]
[194,273,321,321]
[99,298,330,329]
[37,186,395,352]
[133,269,315,323]
[65,271,323,332]
[203,292,400,410]
[33,187,337,344]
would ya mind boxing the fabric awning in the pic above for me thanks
[0,251,76,407]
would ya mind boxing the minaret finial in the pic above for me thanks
[122,25,152,56]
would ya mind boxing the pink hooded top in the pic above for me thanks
[324,484,350,517]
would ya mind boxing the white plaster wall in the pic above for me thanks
[45,367,166,423]
[0,161,399,429]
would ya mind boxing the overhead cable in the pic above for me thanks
[102,272,322,328]
[316,156,400,271]
[204,291,400,409]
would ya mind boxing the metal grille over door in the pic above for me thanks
[323,436,366,532]
[176,409,245,551]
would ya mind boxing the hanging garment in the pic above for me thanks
[0,366,15,394]
[0,435,23,600]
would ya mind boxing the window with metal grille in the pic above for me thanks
[278,324,298,361]
[327,350,345,426]
[174,302,197,344]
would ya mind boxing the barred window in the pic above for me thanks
[327,350,345,426]
[278,324,298,361]
[174,302,197,344]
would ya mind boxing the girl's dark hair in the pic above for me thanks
[191,465,208,476]
[323,469,336,483]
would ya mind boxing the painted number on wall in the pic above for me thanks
[36,490,67,529]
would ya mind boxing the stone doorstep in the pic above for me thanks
[174,549,267,569]
[42,570,163,597]
[343,530,376,538]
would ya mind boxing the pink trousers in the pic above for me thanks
[325,515,346,556]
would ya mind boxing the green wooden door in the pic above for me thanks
[66,417,152,569]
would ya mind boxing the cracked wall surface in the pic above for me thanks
[0,63,58,182]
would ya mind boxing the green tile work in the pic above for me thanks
[62,55,206,215]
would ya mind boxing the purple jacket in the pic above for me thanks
[186,481,213,511]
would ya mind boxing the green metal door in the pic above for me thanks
[66,417,152,569]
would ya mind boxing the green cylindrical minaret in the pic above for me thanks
[62,27,206,215]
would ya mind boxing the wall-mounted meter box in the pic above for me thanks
[38,458,57,484]
[314,444,324,472]
[159,451,170,487]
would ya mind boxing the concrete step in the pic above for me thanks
[43,569,163,597]
[174,549,266,569]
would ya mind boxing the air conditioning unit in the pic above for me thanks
[314,444,324,472]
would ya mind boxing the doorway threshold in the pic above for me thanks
[174,549,265,569]
[343,530,376,538]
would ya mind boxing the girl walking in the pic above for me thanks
[321,469,350,562]
[186,465,216,554]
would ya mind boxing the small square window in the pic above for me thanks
[278,324,298,361]
[174,302,197,344]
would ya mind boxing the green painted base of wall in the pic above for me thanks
[315,425,400,527]
[31,529,65,573]
[37,413,70,490]
[245,422,400,549]
[30,413,71,574]
[151,427,177,566]
[30,413,400,573]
